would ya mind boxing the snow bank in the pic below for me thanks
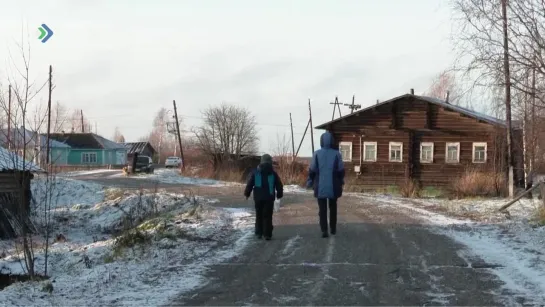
[57,169,120,177]
[31,175,105,209]
[0,182,254,306]
[133,168,241,186]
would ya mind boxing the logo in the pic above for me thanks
[38,24,53,43]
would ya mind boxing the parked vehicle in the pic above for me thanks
[165,156,182,168]
[128,155,154,173]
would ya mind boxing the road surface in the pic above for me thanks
[68,170,526,306]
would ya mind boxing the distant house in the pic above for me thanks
[314,91,524,189]
[122,142,156,158]
[48,133,127,166]
[0,127,71,166]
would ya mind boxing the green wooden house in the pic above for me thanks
[48,133,127,166]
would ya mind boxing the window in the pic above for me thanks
[389,142,403,162]
[363,142,377,162]
[473,142,487,163]
[82,152,97,164]
[445,142,460,163]
[420,142,434,163]
[339,142,352,162]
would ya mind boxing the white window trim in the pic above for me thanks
[472,142,487,163]
[445,142,460,163]
[339,141,353,162]
[363,141,377,162]
[389,142,403,162]
[420,142,434,163]
[81,152,98,164]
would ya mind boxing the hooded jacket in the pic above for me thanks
[306,131,345,199]
[244,162,284,202]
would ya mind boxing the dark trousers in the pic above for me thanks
[255,200,274,237]
[318,198,337,233]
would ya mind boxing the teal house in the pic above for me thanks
[48,132,127,166]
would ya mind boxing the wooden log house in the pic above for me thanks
[314,91,524,189]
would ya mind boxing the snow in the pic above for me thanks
[0,177,253,306]
[133,168,242,186]
[57,169,120,177]
[375,194,545,305]
[0,146,42,172]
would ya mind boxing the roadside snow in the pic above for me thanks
[31,175,105,209]
[284,185,309,194]
[379,195,545,305]
[132,168,242,187]
[57,169,120,177]
[0,177,254,306]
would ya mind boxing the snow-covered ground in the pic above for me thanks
[0,177,253,306]
[359,194,545,305]
[130,168,242,187]
[56,169,120,177]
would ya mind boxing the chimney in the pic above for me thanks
[376,99,379,105]
[410,88,414,95]
[445,90,450,104]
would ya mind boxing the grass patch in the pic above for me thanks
[421,186,445,198]
[535,206,545,226]
[104,188,125,201]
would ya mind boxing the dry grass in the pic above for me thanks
[451,170,506,198]
[399,179,422,198]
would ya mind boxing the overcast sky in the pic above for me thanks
[0,0,454,157]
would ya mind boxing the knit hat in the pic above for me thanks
[260,153,273,164]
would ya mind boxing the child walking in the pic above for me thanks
[244,154,284,240]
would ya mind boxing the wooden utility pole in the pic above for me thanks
[46,65,52,166]
[289,113,295,160]
[7,85,11,150]
[295,120,310,158]
[80,110,84,133]
[330,96,342,120]
[172,100,185,170]
[309,99,315,153]
[344,95,361,113]
[502,0,514,198]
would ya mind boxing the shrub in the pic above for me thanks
[451,170,506,198]
[399,179,421,198]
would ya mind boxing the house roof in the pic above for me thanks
[0,128,71,148]
[0,146,43,172]
[48,133,124,150]
[123,142,156,154]
[315,93,511,129]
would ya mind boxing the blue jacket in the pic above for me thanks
[306,131,345,199]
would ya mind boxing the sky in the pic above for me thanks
[0,0,455,157]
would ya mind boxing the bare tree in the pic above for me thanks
[193,103,258,160]
[425,70,464,106]
[148,108,169,163]
[68,109,91,133]
[112,126,126,143]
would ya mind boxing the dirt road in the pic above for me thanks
[68,170,527,306]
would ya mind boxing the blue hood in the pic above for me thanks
[320,132,334,149]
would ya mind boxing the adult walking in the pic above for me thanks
[306,131,345,238]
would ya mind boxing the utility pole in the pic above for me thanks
[344,95,361,113]
[289,113,295,160]
[330,96,343,120]
[172,100,185,170]
[502,0,514,198]
[46,65,52,166]
[309,99,315,154]
[80,110,84,133]
[7,85,11,150]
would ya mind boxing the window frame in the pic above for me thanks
[339,141,353,162]
[81,152,98,164]
[389,141,403,162]
[445,142,460,164]
[420,142,434,163]
[472,142,487,163]
[363,141,377,162]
